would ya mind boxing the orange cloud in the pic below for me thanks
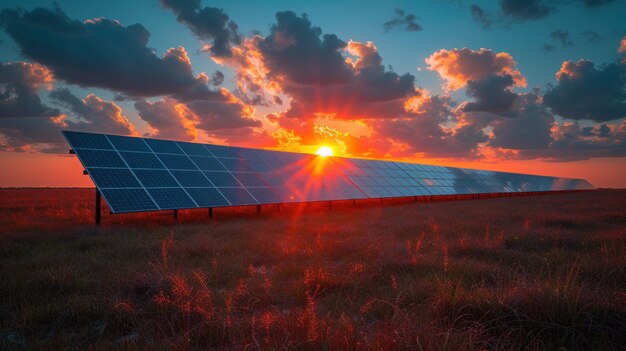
[426,48,526,90]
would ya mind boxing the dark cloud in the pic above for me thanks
[383,8,423,33]
[372,94,483,158]
[211,70,224,86]
[187,98,260,131]
[580,30,603,43]
[0,62,59,118]
[542,30,575,52]
[551,29,575,47]
[50,88,136,135]
[135,93,260,142]
[255,12,417,119]
[160,0,241,57]
[543,59,626,122]
[0,88,136,153]
[0,6,217,99]
[582,0,618,7]
[426,47,526,90]
[470,5,494,29]
[259,12,352,85]
[135,98,195,141]
[471,0,618,28]
[581,123,610,137]
[536,120,626,161]
[488,91,554,150]
[0,117,65,152]
[542,44,557,52]
[461,74,518,113]
[500,0,555,22]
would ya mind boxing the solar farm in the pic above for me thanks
[63,131,594,224]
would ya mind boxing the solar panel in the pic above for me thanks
[63,131,595,214]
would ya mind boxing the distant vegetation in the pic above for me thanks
[1,189,625,350]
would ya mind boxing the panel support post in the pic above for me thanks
[173,209,178,219]
[328,201,332,210]
[380,198,383,205]
[208,207,213,219]
[257,204,261,214]
[95,188,101,227]
[353,199,356,207]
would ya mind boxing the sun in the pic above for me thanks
[315,145,334,157]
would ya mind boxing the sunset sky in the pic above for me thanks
[1,0,625,188]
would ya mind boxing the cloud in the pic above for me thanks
[500,0,555,22]
[550,30,575,48]
[0,6,217,99]
[580,30,603,44]
[238,12,419,120]
[470,5,494,29]
[186,89,260,131]
[211,70,224,86]
[487,91,554,150]
[383,8,423,33]
[470,0,619,28]
[135,91,260,142]
[543,59,626,122]
[426,47,526,90]
[0,116,66,152]
[50,88,136,136]
[461,74,518,113]
[0,87,137,152]
[135,98,196,141]
[0,61,59,118]
[160,0,241,57]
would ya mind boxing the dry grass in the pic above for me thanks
[0,188,625,350]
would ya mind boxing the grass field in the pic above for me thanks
[1,189,625,350]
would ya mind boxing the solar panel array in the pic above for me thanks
[63,131,595,213]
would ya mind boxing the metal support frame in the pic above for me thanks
[95,188,101,226]
[257,204,261,214]
[353,199,356,207]
[208,207,213,218]
[328,201,332,210]
[173,209,178,219]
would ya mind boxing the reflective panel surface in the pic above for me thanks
[63,131,595,213]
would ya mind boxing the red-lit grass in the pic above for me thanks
[0,188,625,349]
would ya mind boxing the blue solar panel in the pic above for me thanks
[107,135,150,152]
[64,131,595,214]
[189,156,226,171]
[219,158,253,172]
[171,170,213,187]
[147,188,196,209]
[78,150,126,168]
[203,171,241,187]
[232,172,267,187]
[206,145,238,158]
[133,170,179,188]
[145,139,183,154]
[88,168,140,188]
[247,187,282,203]
[63,131,112,150]
[156,154,196,170]
[100,188,158,212]
[218,187,258,205]
[187,187,230,207]
[120,151,164,169]
[177,142,213,156]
